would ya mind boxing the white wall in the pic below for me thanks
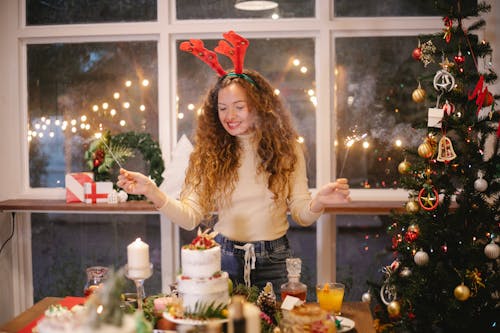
[0,0,21,324]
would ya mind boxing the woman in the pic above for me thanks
[117,32,350,292]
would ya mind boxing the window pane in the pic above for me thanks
[176,0,314,20]
[336,215,392,302]
[32,213,161,302]
[334,0,477,17]
[334,36,426,189]
[26,0,157,25]
[28,41,158,188]
[177,37,317,187]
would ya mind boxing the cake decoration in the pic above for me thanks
[183,227,219,250]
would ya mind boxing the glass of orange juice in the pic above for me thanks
[316,282,345,316]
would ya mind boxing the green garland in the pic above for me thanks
[84,131,165,201]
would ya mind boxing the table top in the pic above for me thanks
[0,297,376,333]
[0,297,62,333]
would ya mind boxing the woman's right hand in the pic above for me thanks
[117,168,167,207]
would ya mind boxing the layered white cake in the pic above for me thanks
[181,245,221,278]
[177,229,230,313]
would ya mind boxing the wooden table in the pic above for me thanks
[0,297,62,333]
[0,297,376,333]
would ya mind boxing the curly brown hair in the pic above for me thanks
[180,69,301,217]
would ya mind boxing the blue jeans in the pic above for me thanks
[215,233,292,297]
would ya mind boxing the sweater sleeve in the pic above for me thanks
[288,144,324,226]
[157,192,204,230]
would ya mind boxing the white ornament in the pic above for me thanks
[117,190,128,203]
[474,177,488,192]
[484,241,500,260]
[433,69,455,92]
[380,282,397,305]
[362,291,372,303]
[399,267,412,278]
[414,249,429,266]
[107,190,118,204]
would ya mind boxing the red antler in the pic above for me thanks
[214,31,249,74]
[180,39,227,76]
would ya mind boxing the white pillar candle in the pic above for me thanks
[127,238,150,279]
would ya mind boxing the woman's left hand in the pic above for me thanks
[310,178,351,213]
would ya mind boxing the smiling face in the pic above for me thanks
[217,83,257,136]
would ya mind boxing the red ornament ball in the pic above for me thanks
[412,47,422,60]
[404,230,418,243]
[453,54,465,65]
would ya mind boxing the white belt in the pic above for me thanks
[234,243,256,288]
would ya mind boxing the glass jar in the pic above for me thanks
[83,266,108,297]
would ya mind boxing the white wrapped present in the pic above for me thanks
[84,181,113,204]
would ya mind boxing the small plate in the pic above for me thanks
[336,316,355,332]
[163,312,229,326]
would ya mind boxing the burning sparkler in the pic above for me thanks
[338,126,368,177]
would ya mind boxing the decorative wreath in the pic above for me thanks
[84,131,165,200]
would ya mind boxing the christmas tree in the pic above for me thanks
[369,1,499,332]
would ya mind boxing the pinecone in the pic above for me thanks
[256,282,277,322]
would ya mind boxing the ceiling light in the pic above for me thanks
[235,0,278,11]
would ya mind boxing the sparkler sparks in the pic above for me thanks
[339,127,368,177]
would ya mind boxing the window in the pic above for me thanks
[27,41,158,188]
[31,213,161,301]
[334,36,427,189]
[334,0,477,17]
[176,0,314,20]
[336,215,393,301]
[176,37,317,187]
[26,0,157,25]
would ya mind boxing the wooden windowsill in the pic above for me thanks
[0,199,158,214]
[0,198,407,215]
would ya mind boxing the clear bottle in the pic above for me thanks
[280,258,307,301]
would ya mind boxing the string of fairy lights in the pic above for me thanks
[27,78,150,142]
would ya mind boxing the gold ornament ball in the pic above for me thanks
[387,300,401,317]
[418,142,434,159]
[454,284,471,301]
[405,200,420,213]
[398,160,411,174]
[412,88,426,103]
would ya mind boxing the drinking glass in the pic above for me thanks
[316,282,345,316]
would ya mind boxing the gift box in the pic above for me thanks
[65,172,94,203]
[84,181,114,204]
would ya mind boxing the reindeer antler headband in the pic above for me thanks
[180,31,256,86]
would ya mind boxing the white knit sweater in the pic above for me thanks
[158,134,322,242]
